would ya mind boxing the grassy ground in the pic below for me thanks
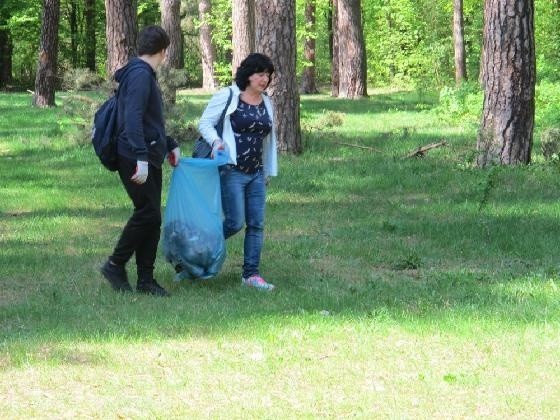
[1,89,559,418]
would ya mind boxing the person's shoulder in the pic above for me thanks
[130,63,153,78]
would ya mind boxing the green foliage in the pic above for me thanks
[5,2,41,89]
[157,65,189,106]
[535,0,560,82]
[164,99,199,145]
[540,128,560,161]
[436,81,483,127]
[536,80,560,129]
[61,68,103,91]
[301,109,345,132]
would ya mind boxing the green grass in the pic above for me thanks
[1,89,560,418]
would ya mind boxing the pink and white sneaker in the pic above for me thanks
[242,275,275,291]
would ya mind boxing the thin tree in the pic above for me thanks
[161,0,181,68]
[84,0,96,71]
[67,0,79,67]
[453,0,467,84]
[301,0,319,94]
[255,0,302,154]
[0,7,13,88]
[33,0,60,107]
[232,0,255,75]
[105,0,137,76]
[477,0,535,166]
[198,0,218,90]
[160,0,182,106]
[330,0,339,97]
[336,0,367,98]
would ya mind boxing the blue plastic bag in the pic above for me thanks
[163,152,228,280]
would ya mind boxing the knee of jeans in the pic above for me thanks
[246,219,264,232]
[224,219,244,236]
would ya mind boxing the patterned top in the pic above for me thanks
[230,98,272,174]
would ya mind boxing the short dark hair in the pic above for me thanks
[137,25,170,56]
[234,53,275,90]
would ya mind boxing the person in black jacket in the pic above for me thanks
[101,25,180,297]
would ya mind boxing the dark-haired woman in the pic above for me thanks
[198,53,278,291]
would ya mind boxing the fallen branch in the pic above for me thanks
[334,141,381,152]
[405,140,447,158]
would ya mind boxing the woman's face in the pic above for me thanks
[247,71,270,93]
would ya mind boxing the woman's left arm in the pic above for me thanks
[198,88,231,145]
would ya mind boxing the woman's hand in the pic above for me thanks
[211,139,225,159]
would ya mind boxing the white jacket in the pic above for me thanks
[198,84,278,177]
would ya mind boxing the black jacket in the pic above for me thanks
[114,58,177,168]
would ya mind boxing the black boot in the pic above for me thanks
[101,260,133,292]
[137,278,170,297]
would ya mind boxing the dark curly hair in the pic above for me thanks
[234,53,275,91]
[137,25,170,56]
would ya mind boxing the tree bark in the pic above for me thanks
[477,0,535,167]
[301,0,318,94]
[105,0,137,76]
[336,0,367,98]
[232,0,255,75]
[199,0,218,90]
[33,0,60,107]
[0,9,13,89]
[161,0,181,68]
[330,0,339,97]
[84,0,96,71]
[453,0,467,84]
[255,0,302,154]
[68,0,79,67]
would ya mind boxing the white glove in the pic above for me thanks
[131,161,149,184]
[168,147,180,167]
[211,139,225,159]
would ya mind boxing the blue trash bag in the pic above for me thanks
[162,152,228,281]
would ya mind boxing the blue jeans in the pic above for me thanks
[219,166,266,278]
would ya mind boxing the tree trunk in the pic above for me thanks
[33,0,60,107]
[232,0,255,75]
[336,0,367,98]
[255,0,302,154]
[453,0,467,84]
[161,0,181,68]
[105,0,137,76]
[477,0,535,167]
[84,0,96,71]
[160,0,182,105]
[330,0,339,97]
[68,0,78,67]
[199,0,218,90]
[301,0,318,94]
[0,9,13,89]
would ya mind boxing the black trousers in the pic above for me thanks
[110,156,162,281]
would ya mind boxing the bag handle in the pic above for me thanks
[215,87,233,139]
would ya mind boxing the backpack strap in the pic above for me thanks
[215,87,233,138]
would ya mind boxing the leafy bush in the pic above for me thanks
[157,66,189,108]
[535,81,560,129]
[435,81,483,126]
[61,68,103,91]
[540,128,560,160]
[164,100,199,145]
[59,92,101,146]
[301,110,345,132]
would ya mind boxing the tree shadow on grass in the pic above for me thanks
[2,91,559,364]
[300,91,438,115]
